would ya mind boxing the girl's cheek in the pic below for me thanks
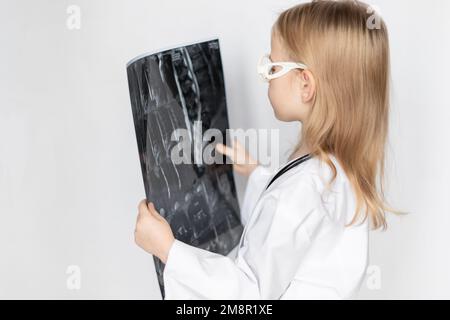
[268,85,280,110]
[269,82,283,105]
[268,84,274,105]
[268,84,283,118]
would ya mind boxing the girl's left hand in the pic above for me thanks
[134,199,175,264]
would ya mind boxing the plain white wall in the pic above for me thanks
[0,0,449,299]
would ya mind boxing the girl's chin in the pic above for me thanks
[273,112,282,121]
[271,107,281,118]
[272,109,288,122]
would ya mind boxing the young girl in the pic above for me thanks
[134,0,396,299]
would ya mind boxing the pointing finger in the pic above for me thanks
[215,143,235,161]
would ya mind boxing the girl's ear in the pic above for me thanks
[299,70,316,103]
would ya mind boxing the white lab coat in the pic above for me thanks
[163,154,369,299]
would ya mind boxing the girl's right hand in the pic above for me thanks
[215,140,259,177]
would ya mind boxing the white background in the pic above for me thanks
[0,0,449,299]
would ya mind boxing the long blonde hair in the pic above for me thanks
[274,0,401,230]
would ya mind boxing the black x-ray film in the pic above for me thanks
[126,39,243,298]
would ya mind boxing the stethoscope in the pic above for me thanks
[264,153,313,191]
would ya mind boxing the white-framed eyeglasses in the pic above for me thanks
[257,54,308,82]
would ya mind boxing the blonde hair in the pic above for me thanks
[274,0,402,230]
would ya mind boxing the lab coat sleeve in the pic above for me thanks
[240,165,274,226]
[162,174,326,299]
[163,238,260,299]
